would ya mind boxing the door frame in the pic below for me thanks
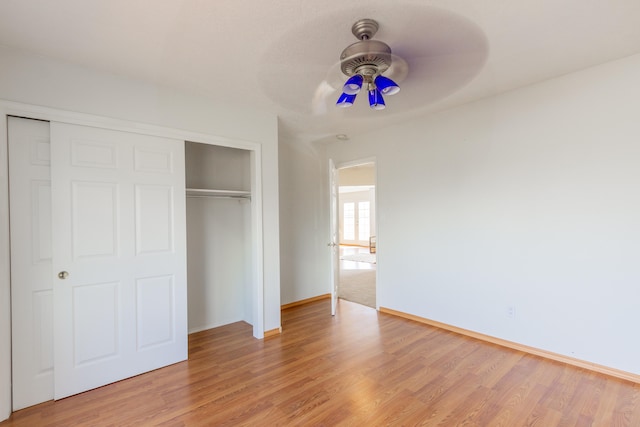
[0,100,266,419]
[329,157,378,312]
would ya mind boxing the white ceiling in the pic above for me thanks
[2,0,640,144]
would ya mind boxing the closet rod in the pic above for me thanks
[186,194,251,200]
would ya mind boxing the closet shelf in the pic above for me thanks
[186,188,251,199]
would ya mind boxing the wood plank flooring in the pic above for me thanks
[2,299,639,426]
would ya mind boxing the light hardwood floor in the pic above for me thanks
[2,299,639,426]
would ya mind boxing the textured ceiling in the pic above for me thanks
[1,0,640,144]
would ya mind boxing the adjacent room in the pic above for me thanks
[337,162,377,309]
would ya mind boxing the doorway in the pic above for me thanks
[336,162,377,309]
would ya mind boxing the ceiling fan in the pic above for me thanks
[334,18,405,110]
[258,5,488,135]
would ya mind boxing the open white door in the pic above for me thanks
[329,159,339,316]
[50,122,188,399]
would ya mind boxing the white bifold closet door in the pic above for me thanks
[49,122,188,400]
[10,118,188,406]
[3,119,187,410]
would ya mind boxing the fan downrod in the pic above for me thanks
[351,19,379,40]
[340,19,392,77]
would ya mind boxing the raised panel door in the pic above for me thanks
[8,117,54,410]
[51,122,187,399]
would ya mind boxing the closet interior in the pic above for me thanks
[185,141,253,333]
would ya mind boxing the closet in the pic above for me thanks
[6,115,261,411]
[185,142,253,332]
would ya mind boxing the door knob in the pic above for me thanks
[58,271,69,280]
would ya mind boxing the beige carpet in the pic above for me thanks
[339,269,376,308]
[340,253,376,264]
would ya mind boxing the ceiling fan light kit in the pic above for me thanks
[336,92,357,107]
[374,75,400,95]
[337,19,401,110]
[368,88,386,110]
[342,74,364,95]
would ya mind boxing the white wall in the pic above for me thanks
[187,198,252,331]
[279,138,329,304]
[321,53,640,375]
[338,164,375,186]
[0,45,280,420]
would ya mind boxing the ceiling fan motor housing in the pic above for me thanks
[340,39,392,77]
